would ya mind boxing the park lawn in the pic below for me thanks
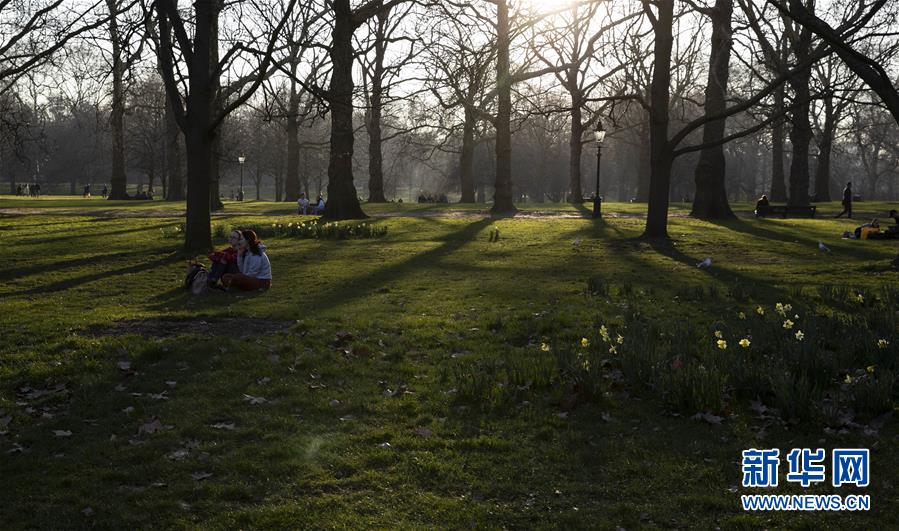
[1,200,898,529]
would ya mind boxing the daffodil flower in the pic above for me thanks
[756,306,765,316]
[716,339,727,350]
[794,330,804,341]
[739,338,750,348]
[714,330,723,339]
[581,338,590,348]
[783,319,794,329]
[877,339,889,349]
[540,343,550,352]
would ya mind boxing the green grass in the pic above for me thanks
[1,198,897,529]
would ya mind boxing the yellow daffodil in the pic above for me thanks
[775,303,785,316]
[784,304,792,312]
[739,338,750,348]
[716,339,727,350]
[738,312,746,320]
[795,330,804,341]
[616,334,624,345]
[540,343,550,352]
[783,319,794,329]
[856,294,864,303]
[877,339,889,349]
[866,365,876,374]
[844,374,853,384]
[756,306,765,316]
[714,330,723,339]
[581,338,590,348]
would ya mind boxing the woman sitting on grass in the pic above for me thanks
[222,229,272,291]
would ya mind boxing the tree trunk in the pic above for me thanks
[690,0,735,219]
[366,9,388,203]
[323,0,367,219]
[284,55,300,202]
[491,0,516,214]
[107,0,128,200]
[183,0,215,252]
[643,0,674,239]
[787,74,813,207]
[569,99,584,203]
[208,5,223,212]
[813,95,835,201]
[636,117,651,201]
[165,101,184,200]
[770,111,787,201]
[459,108,476,202]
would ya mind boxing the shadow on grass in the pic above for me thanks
[309,218,494,314]
[708,217,890,263]
[14,222,174,247]
[0,252,184,299]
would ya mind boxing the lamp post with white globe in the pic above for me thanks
[593,124,606,219]
[238,154,246,201]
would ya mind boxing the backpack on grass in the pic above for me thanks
[184,262,207,291]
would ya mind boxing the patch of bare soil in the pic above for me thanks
[87,317,296,339]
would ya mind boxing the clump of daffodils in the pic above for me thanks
[877,339,889,349]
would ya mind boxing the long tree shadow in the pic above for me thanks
[0,250,154,281]
[708,217,892,263]
[14,222,175,247]
[0,252,184,299]
[307,218,494,314]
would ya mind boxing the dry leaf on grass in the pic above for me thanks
[243,394,266,405]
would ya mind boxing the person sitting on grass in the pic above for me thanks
[205,230,241,289]
[297,193,310,215]
[754,194,770,214]
[312,195,325,215]
[222,229,272,291]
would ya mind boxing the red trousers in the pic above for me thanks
[222,274,271,291]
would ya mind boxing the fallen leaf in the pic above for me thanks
[167,449,189,461]
[691,412,724,425]
[191,471,213,481]
[243,394,266,405]
[377,442,392,448]
[138,417,172,436]
[52,430,72,438]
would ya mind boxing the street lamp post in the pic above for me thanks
[593,124,606,219]
[238,154,246,201]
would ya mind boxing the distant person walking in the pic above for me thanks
[102,185,108,198]
[835,182,853,219]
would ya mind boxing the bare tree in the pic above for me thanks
[153,0,297,251]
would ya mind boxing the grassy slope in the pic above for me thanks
[0,198,897,529]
